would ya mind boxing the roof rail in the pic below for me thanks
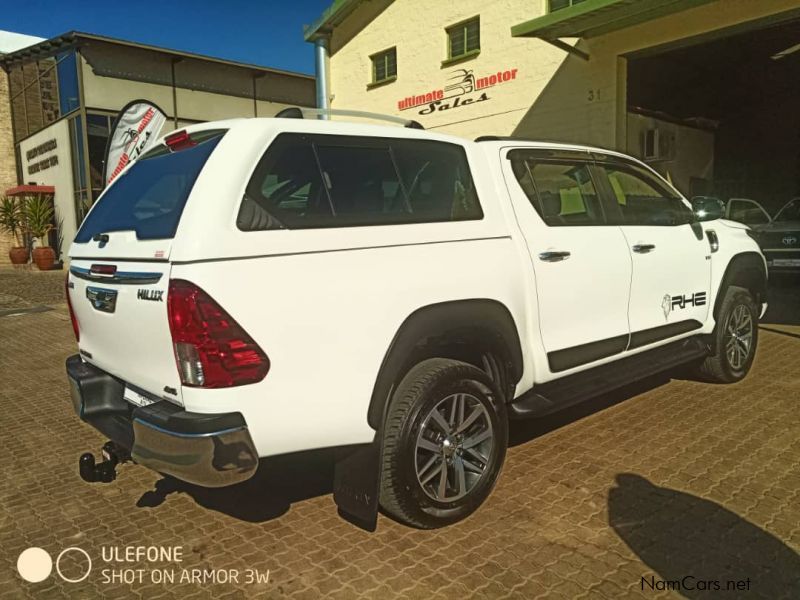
[275,106,424,129]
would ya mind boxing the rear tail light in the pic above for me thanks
[65,276,80,342]
[167,279,269,388]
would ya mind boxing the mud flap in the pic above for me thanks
[333,434,382,532]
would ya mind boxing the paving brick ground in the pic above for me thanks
[0,275,798,599]
[0,267,65,312]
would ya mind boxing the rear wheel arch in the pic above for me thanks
[367,299,523,431]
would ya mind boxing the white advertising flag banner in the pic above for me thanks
[104,100,167,185]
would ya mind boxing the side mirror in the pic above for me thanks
[691,196,725,222]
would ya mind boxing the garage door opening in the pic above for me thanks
[626,18,800,220]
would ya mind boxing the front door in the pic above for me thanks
[504,149,632,374]
[726,198,772,227]
[595,160,711,349]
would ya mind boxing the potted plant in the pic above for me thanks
[24,194,56,271]
[0,196,29,265]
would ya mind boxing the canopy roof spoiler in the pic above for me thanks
[275,106,424,130]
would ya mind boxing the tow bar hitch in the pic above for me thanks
[79,441,130,483]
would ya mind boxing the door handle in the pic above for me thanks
[538,251,571,262]
[632,244,656,254]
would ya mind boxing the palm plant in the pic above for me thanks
[0,196,24,246]
[23,193,55,245]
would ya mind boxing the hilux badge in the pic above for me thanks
[137,289,164,302]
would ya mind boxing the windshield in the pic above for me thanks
[775,198,800,222]
[75,131,224,243]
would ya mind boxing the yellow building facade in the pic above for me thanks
[307,0,800,205]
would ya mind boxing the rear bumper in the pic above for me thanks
[66,354,258,487]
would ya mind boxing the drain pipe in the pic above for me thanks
[314,36,330,119]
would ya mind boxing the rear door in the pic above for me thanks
[503,148,632,374]
[67,129,226,405]
[594,158,711,348]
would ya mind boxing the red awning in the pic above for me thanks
[5,185,55,196]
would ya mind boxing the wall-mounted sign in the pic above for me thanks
[104,99,167,185]
[26,138,59,175]
[397,68,519,115]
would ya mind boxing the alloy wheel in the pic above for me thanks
[414,393,493,502]
[724,304,753,370]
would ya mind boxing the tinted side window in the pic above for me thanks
[510,156,604,226]
[393,139,480,221]
[602,164,692,226]
[239,134,482,230]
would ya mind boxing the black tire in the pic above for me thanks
[695,286,759,383]
[379,358,508,529]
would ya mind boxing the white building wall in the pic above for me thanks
[18,119,76,258]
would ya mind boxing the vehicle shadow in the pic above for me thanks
[609,474,800,598]
[136,448,336,522]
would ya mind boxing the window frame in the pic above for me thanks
[508,149,608,227]
[239,132,484,231]
[593,158,694,227]
[549,0,589,13]
[444,16,481,66]
[368,47,397,88]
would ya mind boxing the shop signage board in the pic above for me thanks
[25,139,59,175]
[397,67,518,115]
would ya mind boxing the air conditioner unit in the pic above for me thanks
[642,128,675,161]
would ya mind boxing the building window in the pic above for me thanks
[87,112,114,198]
[550,0,589,12]
[370,48,397,87]
[56,52,80,116]
[8,51,80,143]
[69,114,91,224]
[446,17,480,63]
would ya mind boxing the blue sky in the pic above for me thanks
[2,0,331,74]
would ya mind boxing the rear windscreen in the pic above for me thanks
[74,131,224,243]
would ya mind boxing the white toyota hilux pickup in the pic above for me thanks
[66,112,767,530]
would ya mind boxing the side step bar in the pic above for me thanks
[509,336,708,419]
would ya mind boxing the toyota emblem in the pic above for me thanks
[783,235,798,246]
